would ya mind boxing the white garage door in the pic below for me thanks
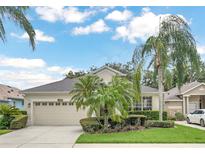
[33,101,87,125]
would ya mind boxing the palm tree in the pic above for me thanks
[70,75,134,130]
[0,6,35,50]
[70,75,103,116]
[96,76,134,130]
[142,15,200,121]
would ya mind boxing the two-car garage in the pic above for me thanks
[33,101,86,125]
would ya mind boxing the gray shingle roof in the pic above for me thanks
[141,85,158,93]
[164,81,201,101]
[22,66,159,93]
[22,78,78,93]
[0,84,24,100]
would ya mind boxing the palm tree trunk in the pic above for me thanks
[158,65,164,121]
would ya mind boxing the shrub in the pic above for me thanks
[129,110,167,120]
[0,115,14,129]
[20,110,27,115]
[175,112,185,121]
[145,120,174,128]
[125,115,147,126]
[10,115,28,129]
[80,117,102,133]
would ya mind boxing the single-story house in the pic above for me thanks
[22,66,205,126]
[0,84,24,109]
[164,81,205,117]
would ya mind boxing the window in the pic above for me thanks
[42,102,47,106]
[69,102,74,106]
[35,102,40,106]
[56,102,60,106]
[143,96,152,110]
[49,102,54,106]
[62,102,67,106]
[57,99,63,103]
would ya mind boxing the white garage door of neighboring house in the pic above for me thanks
[189,102,199,113]
[33,101,87,125]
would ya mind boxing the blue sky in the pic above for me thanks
[1,6,205,89]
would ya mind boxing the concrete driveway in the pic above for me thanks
[0,126,82,148]
[175,121,205,130]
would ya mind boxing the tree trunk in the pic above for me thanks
[158,65,164,121]
[104,115,109,131]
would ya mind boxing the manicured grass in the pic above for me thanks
[76,125,205,143]
[0,130,12,135]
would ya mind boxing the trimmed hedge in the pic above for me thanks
[129,110,167,120]
[20,110,27,115]
[80,117,102,133]
[10,115,28,129]
[145,120,174,128]
[125,115,147,126]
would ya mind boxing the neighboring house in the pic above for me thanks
[0,84,24,109]
[22,65,205,126]
[164,81,205,117]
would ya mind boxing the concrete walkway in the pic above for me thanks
[175,121,205,130]
[0,126,82,148]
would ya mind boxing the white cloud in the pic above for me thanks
[105,10,133,22]
[47,66,79,75]
[0,70,57,90]
[0,55,80,89]
[11,29,55,43]
[72,19,110,35]
[197,45,205,55]
[35,6,95,23]
[0,55,46,69]
[112,7,189,43]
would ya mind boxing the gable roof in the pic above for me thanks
[0,84,24,100]
[22,78,78,93]
[164,81,201,101]
[91,65,126,76]
[23,66,158,94]
[141,86,158,93]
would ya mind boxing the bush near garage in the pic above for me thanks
[145,120,175,128]
[0,104,23,129]
[0,115,14,129]
[10,115,28,129]
[80,117,103,133]
[175,112,185,121]
[129,110,168,120]
[20,110,27,115]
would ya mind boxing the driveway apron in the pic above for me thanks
[0,126,82,148]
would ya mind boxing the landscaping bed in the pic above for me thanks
[76,125,205,143]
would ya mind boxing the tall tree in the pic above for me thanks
[0,6,35,50]
[142,15,200,121]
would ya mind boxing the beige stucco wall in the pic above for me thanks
[94,69,117,83]
[141,93,159,110]
[164,101,182,117]
[24,93,87,125]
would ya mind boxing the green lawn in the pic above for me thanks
[76,125,205,143]
[0,130,12,135]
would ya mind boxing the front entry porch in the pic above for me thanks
[183,95,205,115]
